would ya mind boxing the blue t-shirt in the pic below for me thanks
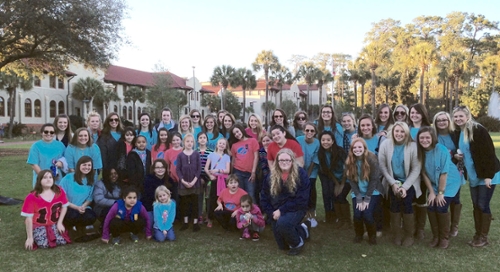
[111,131,121,142]
[297,136,319,179]
[377,125,385,132]
[27,140,66,187]
[59,173,94,206]
[363,135,380,155]
[315,121,344,148]
[437,134,456,153]
[410,127,419,141]
[459,132,500,187]
[64,144,103,170]
[138,129,157,151]
[206,132,223,151]
[392,144,406,183]
[351,160,380,198]
[314,150,344,180]
[153,200,176,231]
[423,144,461,197]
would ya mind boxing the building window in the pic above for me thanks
[24,98,32,117]
[58,101,65,114]
[34,99,41,117]
[137,107,141,120]
[113,105,118,113]
[34,76,41,87]
[50,101,56,118]
[191,92,194,100]
[128,106,132,120]
[0,96,4,116]
[75,107,81,116]
[196,93,199,101]
[7,98,12,116]
[122,106,127,119]
[58,78,64,89]
[49,76,56,88]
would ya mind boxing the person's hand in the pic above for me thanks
[25,238,34,250]
[427,192,436,206]
[454,153,463,161]
[214,204,223,211]
[78,206,86,214]
[57,222,65,234]
[55,161,63,168]
[249,172,256,182]
[231,210,238,218]
[163,230,167,236]
[436,194,446,207]
[399,187,407,198]
[392,184,400,195]
[272,209,281,220]
[101,238,109,244]
[485,178,492,189]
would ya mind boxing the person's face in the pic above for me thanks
[262,135,272,148]
[79,161,92,175]
[271,129,285,144]
[394,107,406,122]
[109,169,118,183]
[218,112,225,123]
[162,111,171,123]
[296,114,306,126]
[159,131,168,143]
[453,110,468,128]
[378,107,390,122]
[217,139,227,152]
[124,130,135,143]
[158,191,170,204]
[140,115,150,128]
[135,137,147,150]
[190,112,201,124]
[342,115,354,131]
[352,141,365,157]
[109,115,119,129]
[320,134,333,149]
[153,162,166,177]
[42,126,55,142]
[77,130,89,146]
[435,114,450,130]
[273,111,284,125]
[393,125,406,143]
[360,118,373,137]
[198,134,207,146]
[249,116,259,129]
[227,179,239,192]
[205,118,215,130]
[304,125,315,139]
[171,136,181,148]
[41,172,54,188]
[233,128,243,140]
[240,201,251,212]
[277,153,293,172]
[180,118,190,131]
[410,108,422,124]
[223,116,233,129]
[88,116,100,130]
[57,118,68,131]
[321,107,333,121]
[124,192,137,208]
[418,131,433,150]
[184,137,194,149]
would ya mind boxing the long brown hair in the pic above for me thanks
[74,156,95,186]
[345,138,371,182]
[53,114,73,143]
[32,170,61,196]
[269,148,299,196]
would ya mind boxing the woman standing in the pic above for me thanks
[87,111,102,144]
[190,109,203,138]
[53,114,73,147]
[315,105,343,147]
[261,148,311,256]
[64,128,102,181]
[453,106,500,247]
[269,109,295,137]
[221,113,236,139]
[97,112,123,172]
[374,104,394,134]
[179,114,195,139]
[341,112,357,154]
[245,113,266,142]
[203,115,223,151]
[378,121,421,247]
[154,107,178,133]
[293,111,308,137]
[137,112,157,151]
[393,104,409,124]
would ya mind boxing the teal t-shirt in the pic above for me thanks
[297,136,319,178]
[27,140,66,187]
[392,144,406,183]
[423,144,461,197]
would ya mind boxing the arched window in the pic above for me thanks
[0,96,5,116]
[113,105,118,113]
[122,106,127,119]
[128,106,132,120]
[7,97,11,116]
[50,101,56,118]
[24,98,32,117]
[58,101,65,114]
[34,99,41,117]
[137,107,141,120]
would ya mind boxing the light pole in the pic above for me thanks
[192,66,195,109]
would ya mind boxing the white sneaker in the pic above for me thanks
[376,231,383,238]
[308,218,318,228]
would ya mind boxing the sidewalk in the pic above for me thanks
[0,140,36,146]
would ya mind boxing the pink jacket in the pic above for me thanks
[235,204,265,229]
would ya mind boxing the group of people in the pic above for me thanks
[21,103,498,255]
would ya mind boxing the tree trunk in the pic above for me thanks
[353,81,358,113]
[370,69,376,113]
[132,101,136,125]
[7,87,16,139]
[264,71,269,126]
[454,77,459,108]
[242,88,246,122]
[361,84,365,114]
[442,79,446,112]
[279,88,283,108]
[385,85,389,103]
[319,84,322,110]
[419,66,425,105]
[448,79,453,112]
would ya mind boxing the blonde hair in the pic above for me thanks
[269,148,299,196]
[215,137,230,154]
[452,106,475,142]
[390,121,412,146]
[432,111,455,134]
[247,113,265,142]
[345,138,370,182]
[182,133,195,150]
[86,111,102,130]
[154,185,171,204]
[179,114,194,134]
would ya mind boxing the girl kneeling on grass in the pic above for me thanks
[101,186,152,245]
[214,174,247,231]
[235,194,264,241]
[153,186,176,242]
[21,170,71,250]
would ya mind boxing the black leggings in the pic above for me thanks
[109,218,145,237]
[179,194,199,219]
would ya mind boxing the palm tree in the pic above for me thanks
[123,86,145,125]
[269,64,293,108]
[261,101,276,117]
[410,41,438,105]
[0,72,33,138]
[94,88,120,116]
[378,67,400,104]
[72,77,104,118]
[360,43,390,112]
[316,68,334,114]
[234,68,257,122]
[481,55,500,94]
[297,62,321,115]
[445,51,470,108]
[210,65,237,111]
[356,63,371,114]
[253,50,279,125]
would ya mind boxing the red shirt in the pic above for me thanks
[21,187,69,228]
[267,139,304,162]
[217,188,248,212]
[165,148,183,182]
[231,138,259,173]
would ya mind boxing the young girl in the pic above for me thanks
[53,114,73,147]
[341,112,357,154]
[117,127,137,177]
[176,133,202,231]
[153,186,176,242]
[197,132,213,224]
[345,138,383,244]
[21,170,71,250]
[316,131,348,226]
[235,194,265,241]
[126,135,152,192]
[222,113,236,139]
[417,127,461,249]
[165,132,183,185]
[203,115,223,151]
[87,111,102,144]
[189,109,203,138]
[64,128,102,178]
[268,125,304,167]
[255,134,272,211]
[217,110,228,131]
[205,137,232,227]
[229,124,259,202]
[214,174,247,231]
[137,112,157,151]
[245,113,265,143]
[101,186,152,245]
[59,156,97,242]
[151,127,169,160]
[296,122,320,227]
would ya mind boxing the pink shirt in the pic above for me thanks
[165,148,182,182]
[267,139,304,162]
[217,188,247,212]
[230,138,259,173]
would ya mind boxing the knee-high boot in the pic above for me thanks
[390,212,402,246]
[415,206,427,240]
[339,203,352,229]
[437,212,450,249]
[366,222,377,245]
[353,219,364,243]
[427,210,439,247]
[402,213,415,247]
[468,208,482,246]
[450,203,462,237]
[472,213,491,247]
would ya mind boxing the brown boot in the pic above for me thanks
[450,203,462,237]
[325,211,336,224]
[353,220,364,243]
[437,212,450,249]
[415,206,427,240]
[390,212,402,246]
[332,203,342,227]
[340,203,352,230]
[472,213,491,247]
[366,222,377,245]
[427,211,439,247]
[402,213,415,247]
[468,208,482,246]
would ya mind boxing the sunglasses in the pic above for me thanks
[395,111,406,116]
[305,129,315,133]
[297,117,306,121]
[43,130,55,135]
[109,118,120,122]
[191,115,200,118]
[274,115,284,118]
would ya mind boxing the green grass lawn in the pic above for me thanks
[1,135,500,271]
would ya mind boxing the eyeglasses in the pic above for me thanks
[278,159,292,163]
[43,130,55,135]
[191,115,200,118]
[297,117,306,121]
[110,118,119,122]
[436,119,449,123]
[395,111,406,116]
[305,129,315,133]
[274,115,284,118]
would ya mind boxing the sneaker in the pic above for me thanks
[193,224,201,232]
[240,228,250,240]
[112,236,121,245]
[252,232,260,241]
[302,221,311,240]
[130,233,139,243]
[287,244,304,256]
[308,218,318,228]
[376,231,383,238]
[198,216,204,225]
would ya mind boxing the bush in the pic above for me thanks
[6,122,27,137]
[476,115,500,132]
[69,115,86,130]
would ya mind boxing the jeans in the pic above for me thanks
[153,227,175,242]
[451,188,461,205]
[147,211,154,232]
[389,186,416,214]
[470,185,496,214]
[234,168,255,203]
[271,210,307,250]
[109,218,145,237]
[308,178,317,211]
[352,195,380,225]
[427,197,453,213]
[64,208,97,228]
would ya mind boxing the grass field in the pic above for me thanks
[1,135,500,271]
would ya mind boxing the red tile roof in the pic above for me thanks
[104,65,192,90]
[297,84,319,91]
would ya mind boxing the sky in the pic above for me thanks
[114,0,500,82]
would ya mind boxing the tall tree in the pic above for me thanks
[281,99,298,119]
[72,77,104,118]
[123,86,145,125]
[269,65,293,108]
[253,50,279,125]
[234,68,257,122]
[297,62,320,115]
[0,72,33,138]
[361,43,390,111]
[94,88,120,117]
[210,65,237,111]
[409,41,438,105]
[316,68,334,113]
